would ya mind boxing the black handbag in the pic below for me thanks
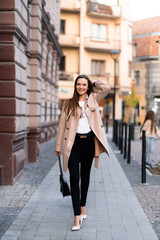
[58,156,71,197]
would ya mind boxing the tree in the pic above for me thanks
[123,81,140,124]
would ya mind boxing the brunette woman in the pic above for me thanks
[140,110,160,168]
[55,74,110,231]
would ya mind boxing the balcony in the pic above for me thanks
[59,34,80,48]
[84,37,121,52]
[86,1,121,19]
[61,0,80,13]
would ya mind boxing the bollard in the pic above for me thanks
[120,122,124,154]
[112,120,115,142]
[106,118,108,133]
[118,121,121,150]
[123,123,127,159]
[141,130,146,183]
[127,124,132,164]
[115,120,118,146]
[116,120,118,147]
[130,123,135,140]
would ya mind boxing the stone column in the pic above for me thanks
[27,0,42,162]
[0,0,28,184]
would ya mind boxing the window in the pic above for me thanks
[136,102,140,116]
[60,19,65,34]
[128,26,132,44]
[133,43,138,57]
[91,60,105,76]
[134,70,140,85]
[45,101,47,120]
[50,103,52,120]
[60,56,65,71]
[92,23,107,42]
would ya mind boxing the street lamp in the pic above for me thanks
[105,72,111,133]
[110,50,120,142]
[110,50,120,120]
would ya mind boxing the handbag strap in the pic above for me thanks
[58,156,63,177]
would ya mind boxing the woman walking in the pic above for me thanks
[55,74,110,231]
[140,110,160,168]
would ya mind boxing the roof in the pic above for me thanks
[133,16,160,36]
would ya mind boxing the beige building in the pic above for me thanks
[59,0,133,121]
[132,17,160,125]
[0,0,62,185]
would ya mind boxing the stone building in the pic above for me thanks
[132,16,160,125]
[0,0,63,185]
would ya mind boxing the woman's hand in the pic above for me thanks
[55,151,61,157]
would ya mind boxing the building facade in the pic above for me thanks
[0,0,62,185]
[132,16,160,125]
[59,0,133,121]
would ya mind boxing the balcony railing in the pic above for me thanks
[61,0,80,12]
[59,34,80,48]
[84,37,121,52]
[87,1,121,18]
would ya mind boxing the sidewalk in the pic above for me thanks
[1,139,158,239]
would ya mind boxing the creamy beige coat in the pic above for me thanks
[55,79,111,172]
[140,119,160,138]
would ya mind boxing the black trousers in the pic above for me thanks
[68,131,95,216]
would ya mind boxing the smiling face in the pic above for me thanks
[76,78,88,98]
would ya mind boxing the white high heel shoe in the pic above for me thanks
[72,215,83,231]
[82,214,87,219]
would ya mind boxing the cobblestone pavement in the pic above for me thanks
[0,138,57,239]
[131,138,160,167]
[131,138,160,238]
[108,134,160,239]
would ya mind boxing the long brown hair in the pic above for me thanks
[141,110,157,134]
[63,74,93,116]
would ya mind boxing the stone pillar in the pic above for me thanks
[0,0,28,184]
[27,0,42,162]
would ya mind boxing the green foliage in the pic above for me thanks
[124,85,140,108]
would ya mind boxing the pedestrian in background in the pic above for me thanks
[55,74,110,231]
[140,110,160,168]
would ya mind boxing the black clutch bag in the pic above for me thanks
[58,156,71,197]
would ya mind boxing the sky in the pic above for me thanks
[128,0,160,21]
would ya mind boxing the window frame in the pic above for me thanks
[134,70,140,86]
[91,60,105,76]
[59,56,65,71]
[91,23,108,42]
[60,19,66,35]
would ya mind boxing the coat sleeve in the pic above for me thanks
[55,107,66,152]
[92,79,111,103]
